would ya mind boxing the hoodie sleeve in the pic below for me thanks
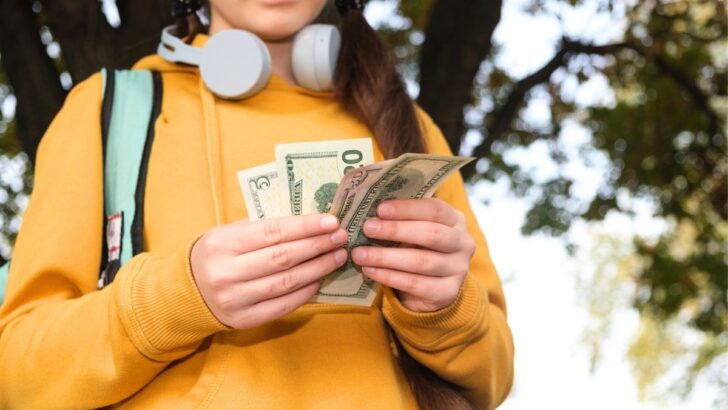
[381,107,515,409]
[0,73,228,409]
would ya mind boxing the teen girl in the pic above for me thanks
[0,1,514,408]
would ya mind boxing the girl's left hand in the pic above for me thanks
[351,198,476,313]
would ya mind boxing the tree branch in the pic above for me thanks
[650,53,721,135]
[416,0,502,156]
[461,38,722,180]
[573,41,721,132]
[0,0,66,164]
[462,47,568,179]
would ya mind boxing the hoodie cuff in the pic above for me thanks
[115,235,229,360]
[382,274,488,350]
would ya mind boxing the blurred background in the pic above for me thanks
[0,0,725,408]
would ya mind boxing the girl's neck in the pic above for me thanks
[263,40,296,85]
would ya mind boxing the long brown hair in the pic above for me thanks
[175,3,472,409]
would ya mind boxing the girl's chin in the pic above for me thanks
[247,20,306,41]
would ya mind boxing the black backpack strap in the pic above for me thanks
[99,69,116,278]
[131,71,163,255]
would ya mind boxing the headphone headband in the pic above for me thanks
[158,26,203,65]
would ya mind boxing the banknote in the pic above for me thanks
[311,153,474,306]
[237,162,288,221]
[275,138,374,216]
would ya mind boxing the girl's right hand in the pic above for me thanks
[190,213,348,329]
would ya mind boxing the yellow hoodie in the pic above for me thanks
[0,35,514,409]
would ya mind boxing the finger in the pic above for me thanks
[234,229,348,280]
[227,213,341,253]
[361,266,444,302]
[228,280,322,329]
[233,248,347,307]
[362,218,462,253]
[351,246,459,277]
[376,198,461,227]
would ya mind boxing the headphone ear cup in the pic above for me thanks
[199,30,272,99]
[292,24,341,92]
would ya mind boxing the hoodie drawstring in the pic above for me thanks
[199,78,225,226]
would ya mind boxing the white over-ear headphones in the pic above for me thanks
[157,24,341,99]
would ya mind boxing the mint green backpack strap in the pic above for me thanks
[98,68,162,287]
[102,69,154,263]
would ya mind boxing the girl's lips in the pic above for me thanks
[259,0,297,5]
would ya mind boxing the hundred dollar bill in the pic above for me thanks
[237,162,288,221]
[312,153,474,306]
[275,138,374,216]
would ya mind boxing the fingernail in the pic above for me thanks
[363,267,375,274]
[334,248,348,264]
[378,203,394,218]
[364,218,380,233]
[320,215,339,229]
[352,247,367,261]
[330,229,347,244]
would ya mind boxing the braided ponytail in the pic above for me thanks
[333,8,426,158]
[334,4,473,410]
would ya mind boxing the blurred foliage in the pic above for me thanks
[577,227,727,406]
[374,0,434,83]
[0,1,65,263]
[0,64,32,264]
[488,0,726,404]
[583,1,726,402]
